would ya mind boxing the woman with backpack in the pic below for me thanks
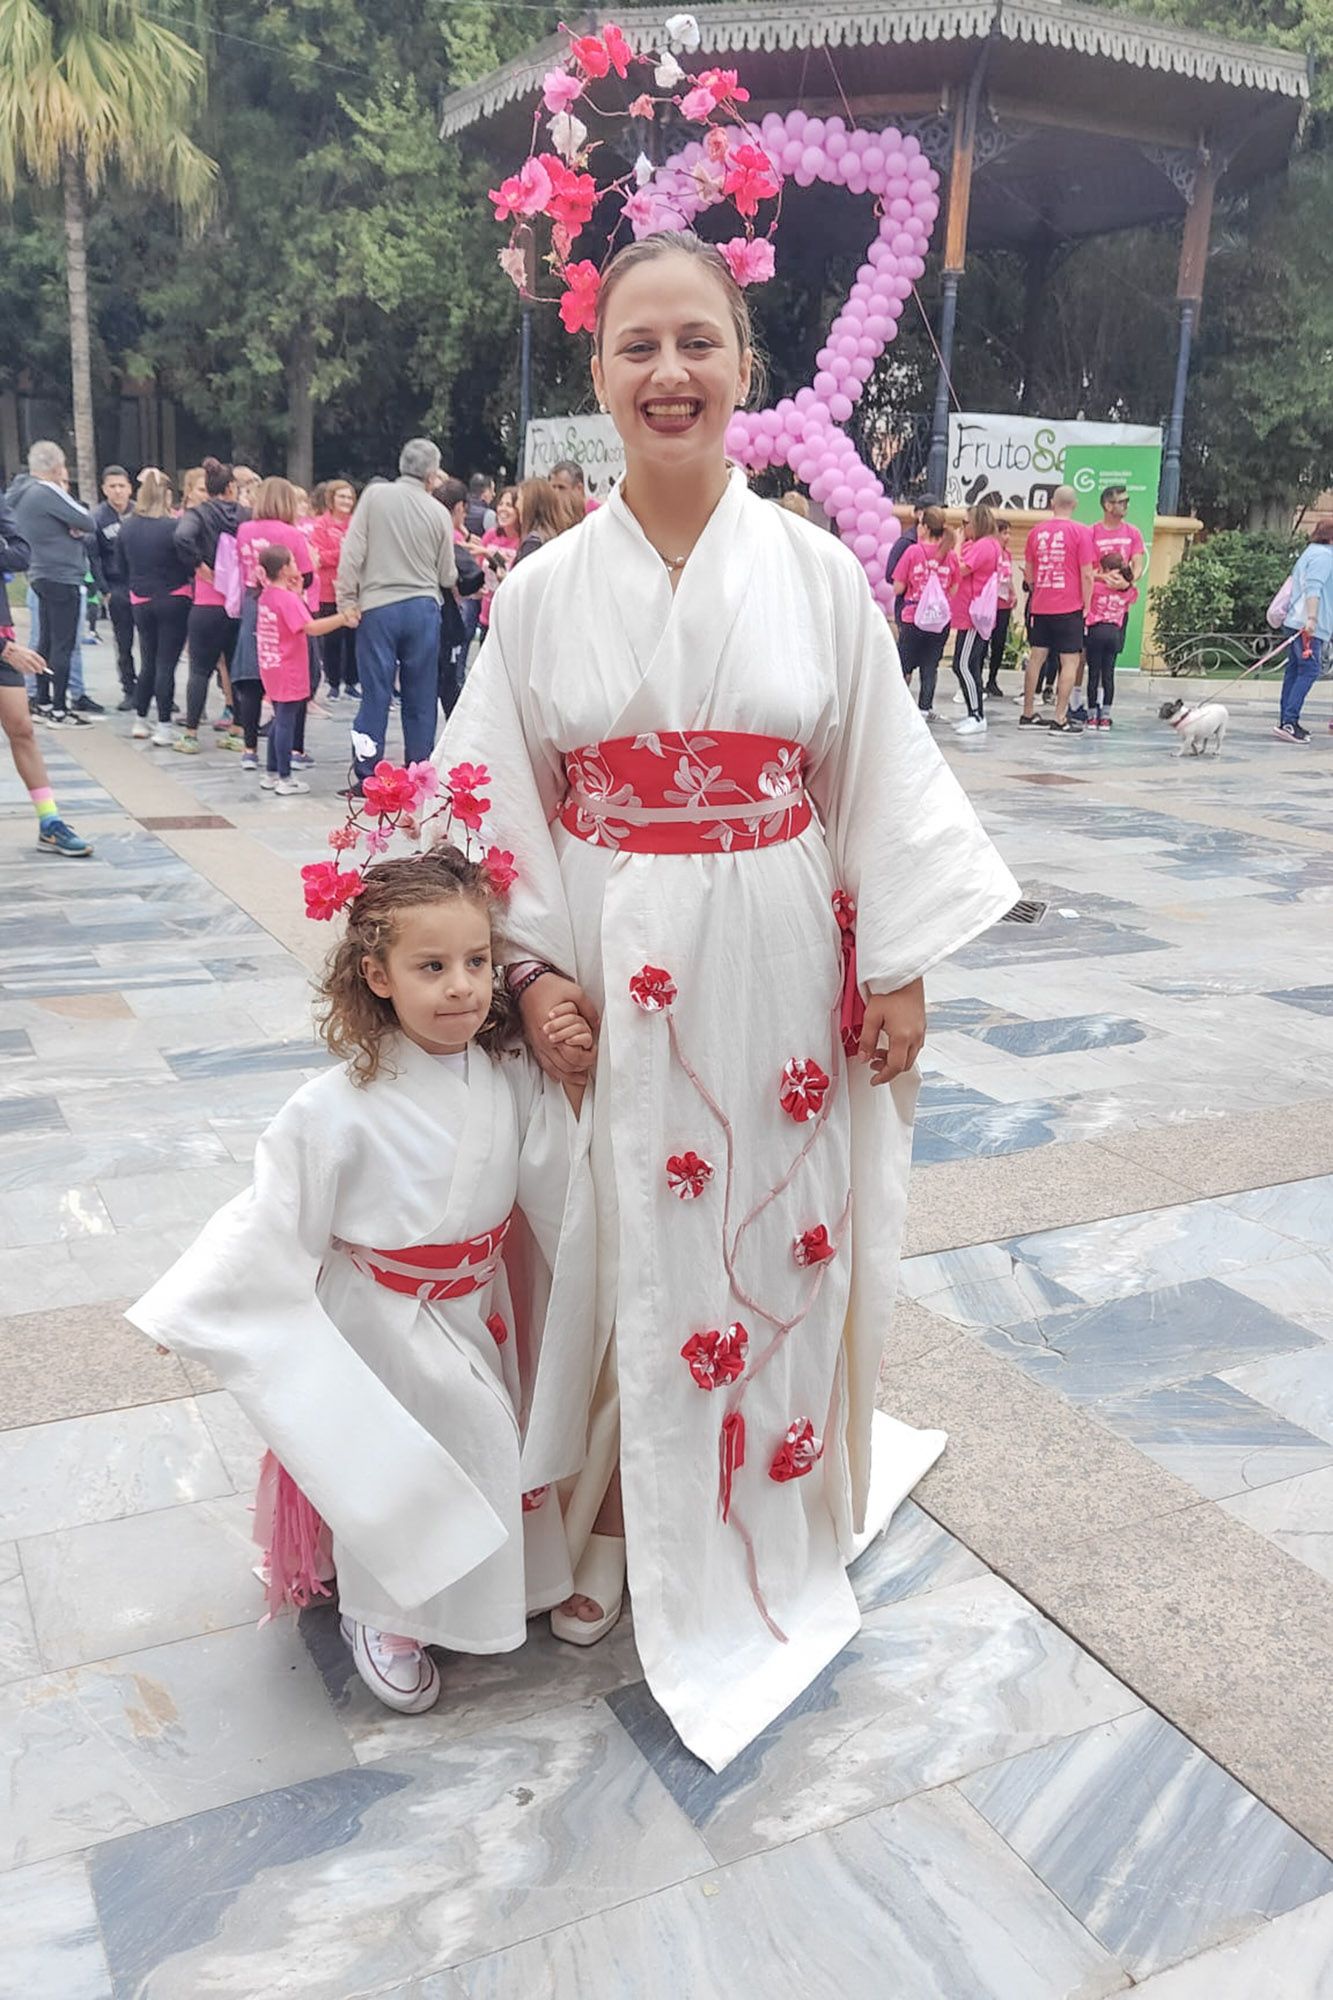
[173,458,250,756]
[947,501,1003,737]
[890,505,956,721]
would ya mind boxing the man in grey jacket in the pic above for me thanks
[4,441,95,724]
[336,437,457,791]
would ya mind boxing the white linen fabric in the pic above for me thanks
[437,470,1020,1769]
[127,1035,595,1649]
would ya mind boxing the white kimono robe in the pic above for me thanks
[437,471,1019,1768]
[127,1035,596,1650]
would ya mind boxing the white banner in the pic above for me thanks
[524,414,625,496]
[946,414,1161,511]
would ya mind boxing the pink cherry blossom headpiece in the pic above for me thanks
[300,761,518,923]
[489,15,782,333]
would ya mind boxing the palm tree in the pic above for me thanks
[0,0,216,498]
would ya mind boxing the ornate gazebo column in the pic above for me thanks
[925,47,992,497]
[1159,148,1218,516]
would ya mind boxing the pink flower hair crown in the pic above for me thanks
[299,761,518,923]
[489,15,783,333]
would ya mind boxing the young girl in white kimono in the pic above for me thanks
[127,848,596,1714]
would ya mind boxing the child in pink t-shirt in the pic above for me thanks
[1084,553,1136,730]
[256,545,356,794]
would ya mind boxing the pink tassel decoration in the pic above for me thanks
[836,895,866,1059]
[253,1450,334,1617]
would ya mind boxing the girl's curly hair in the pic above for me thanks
[316,848,514,1084]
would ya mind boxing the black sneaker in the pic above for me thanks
[1018,712,1049,727]
[73,694,105,715]
[1048,717,1085,734]
[116,695,135,712]
[1291,722,1310,742]
[48,709,92,728]
[337,782,366,801]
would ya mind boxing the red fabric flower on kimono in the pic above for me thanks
[680,1323,748,1390]
[794,1225,836,1267]
[630,965,677,1012]
[363,760,419,816]
[666,1151,714,1199]
[770,1418,823,1481]
[486,1312,508,1347]
[780,1057,830,1122]
[522,1486,550,1513]
[301,860,364,921]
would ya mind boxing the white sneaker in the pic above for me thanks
[131,719,152,739]
[953,716,988,735]
[340,1617,440,1713]
[150,725,176,747]
[260,773,277,790]
[275,777,310,795]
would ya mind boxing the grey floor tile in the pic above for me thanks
[1089,1376,1333,1501]
[0,1539,41,1685]
[847,1496,987,1610]
[980,1279,1321,1403]
[0,1400,230,1540]
[607,1574,1141,1865]
[1218,1466,1333,1585]
[1,1618,353,1869]
[87,1699,710,1997]
[295,1598,646,1765]
[1130,1892,1333,1997]
[960,1708,1333,1978]
[0,1855,112,2000]
[22,1493,262,1670]
[453,1786,1127,2000]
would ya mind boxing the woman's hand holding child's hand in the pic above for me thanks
[542,999,595,1074]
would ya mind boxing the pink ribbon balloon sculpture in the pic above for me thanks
[629,109,940,615]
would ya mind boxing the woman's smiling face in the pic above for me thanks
[592,252,751,480]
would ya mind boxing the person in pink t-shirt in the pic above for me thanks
[948,501,1002,734]
[310,480,358,699]
[1084,553,1136,729]
[1091,486,1146,582]
[255,544,356,794]
[1020,487,1096,734]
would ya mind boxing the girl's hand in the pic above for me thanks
[856,978,926,1086]
[519,973,599,1082]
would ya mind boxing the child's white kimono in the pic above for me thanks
[127,1033,596,1649]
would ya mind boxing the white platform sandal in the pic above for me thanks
[550,1533,626,1647]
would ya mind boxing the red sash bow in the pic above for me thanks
[559,730,811,854]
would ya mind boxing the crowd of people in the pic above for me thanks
[0,440,600,833]
[885,480,1145,739]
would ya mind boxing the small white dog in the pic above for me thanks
[1159,698,1228,757]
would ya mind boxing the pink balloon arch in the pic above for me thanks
[630,110,941,616]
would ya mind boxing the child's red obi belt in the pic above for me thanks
[558,731,811,853]
[332,1218,511,1302]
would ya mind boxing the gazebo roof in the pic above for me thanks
[440,0,1309,251]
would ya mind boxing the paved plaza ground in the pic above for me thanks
[2,639,1332,1998]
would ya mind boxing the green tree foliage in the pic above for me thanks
[1149,527,1298,648]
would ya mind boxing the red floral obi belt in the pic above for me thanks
[558,731,812,854]
[332,1217,510,1302]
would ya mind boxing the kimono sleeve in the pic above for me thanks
[125,1090,507,1611]
[808,551,1020,996]
[500,1054,598,1491]
[432,600,577,977]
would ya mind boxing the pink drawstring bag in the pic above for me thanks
[913,567,952,634]
[1266,575,1294,630]
[253,1450,334,1618]
[970,567,1000,642]
[213,532,243,619]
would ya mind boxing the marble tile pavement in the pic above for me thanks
[1,646,1332,1994]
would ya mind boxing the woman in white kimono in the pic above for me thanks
[128,848,596,1713]
[436,231,1019,1773]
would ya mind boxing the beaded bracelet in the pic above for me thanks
[509,964,556,1001]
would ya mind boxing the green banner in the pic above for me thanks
[1061,443,1162,669]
